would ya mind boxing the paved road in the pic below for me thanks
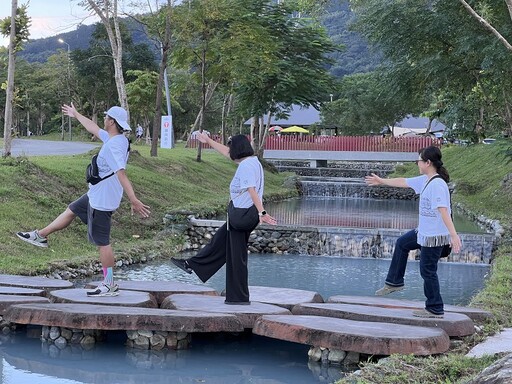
[1,139,99,157]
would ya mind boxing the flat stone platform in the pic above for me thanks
[0,295,50,314]
[0,286,45,296]
[4,303,244,332]
[161,294,292,328]
[86,280,218,305]
[248,286,323,310]
[292,303,475,337]
[328,295,492,322]
[253,315,450,356]
[0,274,73,291]
[49,288,158,308]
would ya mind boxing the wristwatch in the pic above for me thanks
[258,210,267,217]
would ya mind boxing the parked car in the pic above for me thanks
[482,138,496,144]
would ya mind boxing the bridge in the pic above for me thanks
[188,135,437,167]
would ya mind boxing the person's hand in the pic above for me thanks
[364,173,383,186]
[260,213,277,225]
[450,233,462,253]
[130,199,151,218]
[196,131,210,144]
[62,103,77,118]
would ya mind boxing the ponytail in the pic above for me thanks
[419,146,450,183]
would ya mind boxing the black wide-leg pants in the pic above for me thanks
[186,204,259,303]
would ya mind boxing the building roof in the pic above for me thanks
[244,105,321,127]
[394,115,446,132]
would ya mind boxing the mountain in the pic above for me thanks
[19,1,380,77]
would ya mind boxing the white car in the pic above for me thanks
[482,138,496,144]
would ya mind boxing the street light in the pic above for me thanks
[58,38,72,141]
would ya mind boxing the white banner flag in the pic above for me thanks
[160,115,174,149]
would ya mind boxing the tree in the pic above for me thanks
[1,1,29,156]
[350,0,512,139]
[80,0,130,116]
[227,0,337,155]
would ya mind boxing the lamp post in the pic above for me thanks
[58,38,72,141]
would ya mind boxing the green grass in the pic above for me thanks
[0,142,296,275]
[339,353,500,384]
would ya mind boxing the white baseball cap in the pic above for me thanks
[104,106,131,131]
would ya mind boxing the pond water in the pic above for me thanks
[0,254,490,384]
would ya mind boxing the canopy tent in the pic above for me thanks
[281,126,309,133]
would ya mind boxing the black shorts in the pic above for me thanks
[69,194,113,246]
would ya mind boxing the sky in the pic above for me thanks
[0,0,100,48]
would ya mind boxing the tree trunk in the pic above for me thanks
[183,81,218,140]
[87,0,129,117]
[250,115,261,155]
[196,46,207,162]
[2,0,17,157]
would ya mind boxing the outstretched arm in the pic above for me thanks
[439,207,462,253]
[365,173,409,188]
[247,187,277,225]
[116,169,151,218]
[62,103,101,139]
[196,132,230,159]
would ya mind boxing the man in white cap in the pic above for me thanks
[16,103,151,297]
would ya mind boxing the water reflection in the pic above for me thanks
[0,332,341,384]
[262,197,487,234]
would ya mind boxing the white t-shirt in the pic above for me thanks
[406,175,451,247]
[229,156,264,208]
[87,129,129,211]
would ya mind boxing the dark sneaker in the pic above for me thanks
[224,301,251,305]
[412,309,444,318]
[16,230,48,248]
[87,283,119,297]
[375,284,404,296]
[171,258,193,274]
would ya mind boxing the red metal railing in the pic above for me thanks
[186,135,440,152]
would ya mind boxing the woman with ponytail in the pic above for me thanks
[365,145,461,318]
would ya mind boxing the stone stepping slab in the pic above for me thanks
[4,303,244,333]
[85,280,218,306]
[292,303,475,337]
[48,288,157,308]
[0,274,73,291]
[0,295,50,315]
[247,286,323,310]
[327,295,493,322]
[161,294,292,329]
[0,286,46,296]
[253,315,450,356]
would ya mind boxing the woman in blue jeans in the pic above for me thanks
[365,146,462,318]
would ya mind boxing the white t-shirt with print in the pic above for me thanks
[229,156,264,208]
[406,175,451,247]
[87,129,129,211]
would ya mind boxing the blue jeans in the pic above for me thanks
[385,229,444,315]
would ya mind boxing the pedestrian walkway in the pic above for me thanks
[1,139,98,157]
[467,328,512,357]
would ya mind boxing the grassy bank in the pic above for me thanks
[0,143,295,275]
[339,140,512,384]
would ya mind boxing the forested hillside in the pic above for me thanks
[19,0,378,78]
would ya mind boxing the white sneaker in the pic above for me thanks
[16,230,48,248]
[87,283,119,297]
